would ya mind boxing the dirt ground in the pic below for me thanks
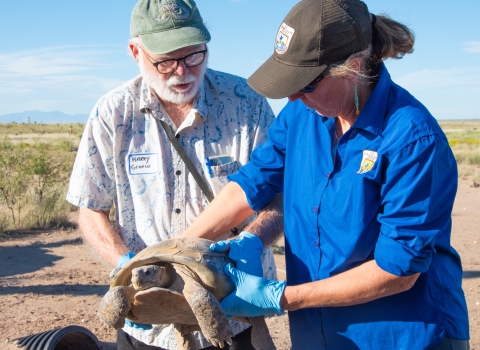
[1,178,479,350]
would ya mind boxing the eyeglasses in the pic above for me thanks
[299,72,328,93]
[138,45,208,74]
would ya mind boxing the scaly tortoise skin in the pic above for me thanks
[98,237,275,350]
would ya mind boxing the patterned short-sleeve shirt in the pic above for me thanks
[67,68,277,349]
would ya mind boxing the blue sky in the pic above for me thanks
[1,0,479,120]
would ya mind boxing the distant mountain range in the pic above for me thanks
[0,110,89,124]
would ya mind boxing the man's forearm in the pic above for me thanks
[78,207,129,266]
[243,193,284,247]
[181,182,255,240]
[281,260,420,311]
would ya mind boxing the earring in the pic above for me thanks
[354,84,360,115]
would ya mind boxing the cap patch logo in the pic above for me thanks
[357,150,378,174]
[275,22,295,55]
[156,3,190,21]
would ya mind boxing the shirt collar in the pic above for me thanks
[354,63,391,137]
[192,78,208,120]
[313,110,336,132]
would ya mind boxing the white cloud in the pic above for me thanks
[463,41,480,54]
[394,66,480,90]
[0,46,116,77]
[0,46,135,114]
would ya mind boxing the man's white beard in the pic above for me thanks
[139,59,207,105]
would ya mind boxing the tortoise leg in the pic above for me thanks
[174,264,233,348]
[98,286,136,329]
[173,324,198,350]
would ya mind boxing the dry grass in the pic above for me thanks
[439,120,480,183]
[0,123,84,143]
[7,133,81,145]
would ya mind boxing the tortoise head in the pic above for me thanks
[110,237,236,300]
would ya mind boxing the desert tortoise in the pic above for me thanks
[98,237,275,350]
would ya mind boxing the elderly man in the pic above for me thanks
[66,0,281,349]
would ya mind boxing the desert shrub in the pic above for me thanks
[454,153,467,164]
[0,139,76,230]
[22,185,72,229]
[55,139,76,152]
[467,153,480,165]
[0,213,8,234]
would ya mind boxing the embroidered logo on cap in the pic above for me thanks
[155,3,190,21]
[357,150,378,174]
[275,22,295,55]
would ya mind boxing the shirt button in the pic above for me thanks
[175,170,182,175]
[313,207,317,213]
[326,172,331,179]
[175,208,181,214]
[314,275,318,280]
[314,241,319,247]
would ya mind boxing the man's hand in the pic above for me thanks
[220,264,286,317]
[118,252,136,268]
[113,252,153,330]
[125,319,153,330]
[110,251,136,279]
[210,232,263,277]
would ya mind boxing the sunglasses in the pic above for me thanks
[299,72,328,93]
[298,60,347,94]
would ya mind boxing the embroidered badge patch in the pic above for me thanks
[357,150,378,174]
[156,3,190,21]
[275,22,295,55]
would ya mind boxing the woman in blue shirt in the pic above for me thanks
[182,0,470,348]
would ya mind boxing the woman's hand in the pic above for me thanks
[210,231,264,277]
[220,264,286,317]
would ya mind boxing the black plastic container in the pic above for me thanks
[13,325,101,350]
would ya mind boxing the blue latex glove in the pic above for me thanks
[117,251,136,268]
[125,319,153,330]
[220,263,286,317]
[210,231,263,277]
[116,252,152,331]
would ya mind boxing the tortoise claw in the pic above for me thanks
[207,335,232,348]
[210,340,222,348]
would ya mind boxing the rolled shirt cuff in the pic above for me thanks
[374,231,433,276]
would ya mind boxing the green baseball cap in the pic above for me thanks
[130,0,211,54]
[248,0,372,99]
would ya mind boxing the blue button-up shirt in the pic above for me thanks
[230,65,469,349]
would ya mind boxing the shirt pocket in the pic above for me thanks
[208,160,240,195]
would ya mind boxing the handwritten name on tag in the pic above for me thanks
[128,153,159,175]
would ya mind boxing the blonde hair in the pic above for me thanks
[328,14,415,81]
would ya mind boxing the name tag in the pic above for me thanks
[128,153,159,175]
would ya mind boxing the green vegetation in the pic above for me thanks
[0,129,80,233]
[0,120,479,233]
[439,120,480,180]
[0,122,85,136]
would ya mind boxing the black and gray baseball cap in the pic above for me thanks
[130,0,211,54]
[248,0,372,99]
